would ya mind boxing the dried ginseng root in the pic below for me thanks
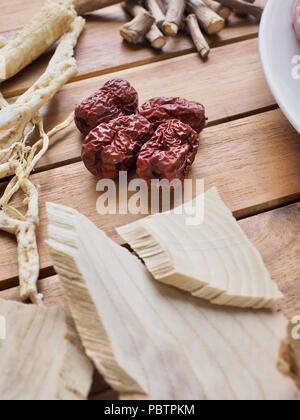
[0,16,85,142]
[82,114,152,179]
[117,188,284,310]
[75,78,139,135]
[278,323,300,391]
[138,96,206,133]
[0,17,85,303]
[0,0,76,81]
[136,119,199,183]
[46,202,297,400]
[0,298,93,400]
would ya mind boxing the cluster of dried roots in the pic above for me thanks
[0,1,85,303]
[120,0,264,58]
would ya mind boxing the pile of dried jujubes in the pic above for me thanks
[75,78,206,182]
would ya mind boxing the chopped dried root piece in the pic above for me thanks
[163,0,185,36]
[0,0,76,81]
[74,0,123,14]
[0,299,93,400]
[203,0,232,19]
[46,202,297,400]
[187,0,225,34]
[123,1,166,49]
[214,0,263,20]
[117,188,283,310]
[120,8,155,44]
[145,0,166,29]
[0,17,85,132]
[278,323,300,391]
[186,14,210,59]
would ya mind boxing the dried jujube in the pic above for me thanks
[138,97,206,133]
[136,119,199,183]
[75,78,139,135]
[82,114,153,179]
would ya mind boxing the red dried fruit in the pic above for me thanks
[75,78,139,135]
[138,97,206,133]
[82,114,153,179]
[136,119,199,183]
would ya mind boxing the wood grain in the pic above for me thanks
[0,275,111,397]
[4,38,275,175]
[240,204,300,320]
[0,109,300,287]
[0,2,266,98]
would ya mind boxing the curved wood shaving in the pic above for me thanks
[46,202,297,400]
[117,188,283,310]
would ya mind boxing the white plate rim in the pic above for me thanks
[259,0,300,133]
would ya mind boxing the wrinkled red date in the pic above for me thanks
[82,114,152,179]
[138,97,206,133]
[75,78,139,135]
[136,119,199,183]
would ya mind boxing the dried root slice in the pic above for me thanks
[117,188,283,310]
[187,0,225,34]
[0,298,93,400]
[46,202,297,400]
[0,0,76,82]
[0,16,85,132]
[186,14,210,59]
[278,323,300,391]
[123,1,166,49]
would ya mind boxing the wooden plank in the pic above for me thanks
[0,2,266,98]
[240,204,300,320]
[6,38,275,173]
[1,109,300,287]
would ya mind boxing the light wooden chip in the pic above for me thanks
[46,202,297,400]
[0,16,85,133]
[0,298,93,400]
[117,188,283,310]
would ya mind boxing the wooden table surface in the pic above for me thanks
[1,0,300,400]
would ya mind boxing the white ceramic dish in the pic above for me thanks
[260,0,300,133]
